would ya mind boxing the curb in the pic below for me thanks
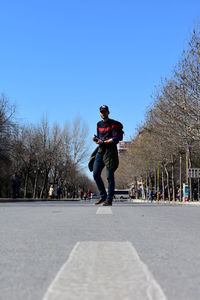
[0,198,81,203]
[132,199,200,205]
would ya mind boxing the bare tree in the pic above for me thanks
[0,95,16,196]
[70,117,89,167]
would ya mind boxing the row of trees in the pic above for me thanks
[116,27,200,201]
[3,27,200,200]
[0,95,96,198]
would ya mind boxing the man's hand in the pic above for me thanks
[93,135,103,144]
[96,139,104,144]
[92,135,113,144]
[103,138,113,144]
[93,135,97,142]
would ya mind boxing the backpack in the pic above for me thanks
[114,120,124,141]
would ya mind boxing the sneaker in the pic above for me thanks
[95,198,106,205]
[102,200,112,206]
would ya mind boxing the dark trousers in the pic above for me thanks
[12,186,19,198]
[93,152,115,202]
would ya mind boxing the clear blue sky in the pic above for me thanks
[1,0,200,142]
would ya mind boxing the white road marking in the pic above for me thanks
[96,207,113,214]
[42,241,167,300]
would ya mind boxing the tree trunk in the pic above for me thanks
[33,170,39,199]
[164,165,170,201]
[146,175,148,200]
[135,177,138,199]
[40,171,48,199]
[24,172,29,198]
[157,163,159,201]
[172,163,175,201]
[180,154,182,201]
[162,170,165,201]
[154,169,157,200]
[141,177,145,199]
[189,154,192,201]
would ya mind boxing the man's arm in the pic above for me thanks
[111,120,122,144]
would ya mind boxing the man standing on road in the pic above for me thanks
[88,105,123,206]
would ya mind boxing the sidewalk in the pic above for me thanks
[0,198,81,203]
[133,199,200,205]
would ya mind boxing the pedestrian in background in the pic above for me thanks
[193,188,198,201]
[57,186,62,199]
[53,183,58,198]
[88,105,124,206]
[79,188,84,200]
[83,192,87,201]
[11,172,21,198]
[88,188,91,200]
[49,184,54,199]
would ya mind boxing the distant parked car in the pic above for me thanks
[113,189,130,201]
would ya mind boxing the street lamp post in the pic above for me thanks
[33,167,40,199]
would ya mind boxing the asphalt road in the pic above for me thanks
[0,201,200,300]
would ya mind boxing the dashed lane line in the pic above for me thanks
[96,207,113,214]
[42,241,167,300]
